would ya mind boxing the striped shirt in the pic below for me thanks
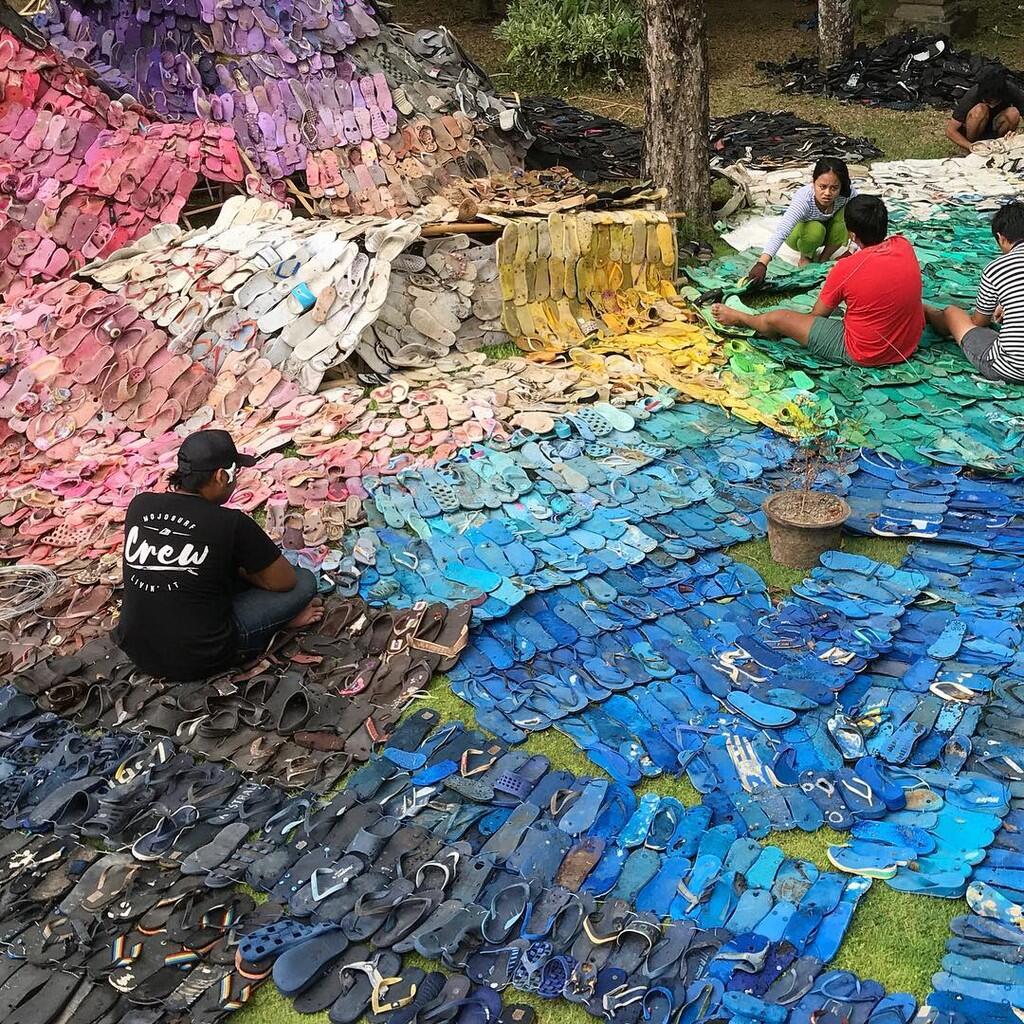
[763,183,858,258]
[976,242,1024,381]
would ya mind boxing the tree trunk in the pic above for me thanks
[640,0,710,228]
[818,0,854,70]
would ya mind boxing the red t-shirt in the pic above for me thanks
[818,235,924,366]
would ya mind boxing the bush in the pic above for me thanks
[495,0,643,84]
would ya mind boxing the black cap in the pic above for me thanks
[177,430,257,474]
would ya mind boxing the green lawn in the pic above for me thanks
[238,535,965,1024]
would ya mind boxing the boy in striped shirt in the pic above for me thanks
[925,202,1024,383]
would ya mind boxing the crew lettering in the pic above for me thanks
[124,525,209,570]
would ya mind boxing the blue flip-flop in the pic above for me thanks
[636,853,692,916]
[724,887,774,934]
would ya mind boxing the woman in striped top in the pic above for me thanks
[747,158,858,286]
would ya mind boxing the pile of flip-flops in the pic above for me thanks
[0,29,244,296]
[34,0,524,201]
[82,196,421,391]
[758,31,1019,111]
[846,451,1024,550]
[519,96,883,179]
[0,728,276,1023]
[496,210,687,351]
[708,110,883,169]
[0,690,546,1024]
[360,234,509,370]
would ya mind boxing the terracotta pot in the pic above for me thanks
[762,490,851,570]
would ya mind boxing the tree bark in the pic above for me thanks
[818,0,854,70]
[640,0,710,228]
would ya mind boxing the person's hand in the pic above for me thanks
[994,304,1004,324]
[745,261,767,287]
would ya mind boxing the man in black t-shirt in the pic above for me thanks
[947,66,1023,153]
[116,430,322,681]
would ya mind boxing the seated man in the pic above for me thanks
[925,201,1024,383]
[712,194,924,367]
[116,429,322,681]
[946,65,1023,153]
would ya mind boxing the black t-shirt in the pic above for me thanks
[952,82,1024,124]
[116,492,280,681]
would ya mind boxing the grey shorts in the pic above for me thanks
[961,326,1007,381]
[807,316,853,365]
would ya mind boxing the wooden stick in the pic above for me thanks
[236,149,317,218]
[285,179,317,218]
[419,222,504,237]
[183,200,238,216]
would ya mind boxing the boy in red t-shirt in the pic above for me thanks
[712,195,924,367]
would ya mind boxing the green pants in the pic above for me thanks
[786,209,848,258]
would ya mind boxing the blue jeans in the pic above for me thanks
[231,567,318,659]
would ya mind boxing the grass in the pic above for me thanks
[483,340,521,360]
[729,534,910,600]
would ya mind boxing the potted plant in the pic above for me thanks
[762,423,853,570]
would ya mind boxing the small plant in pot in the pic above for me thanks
[763,423,853,570]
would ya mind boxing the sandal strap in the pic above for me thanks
[411,626,468,658]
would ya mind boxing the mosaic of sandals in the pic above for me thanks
[15,594,473,785]
[360,438,767,557]
[496,211,691,353]
[0,269,524,474]
[348,25,522,136]
[0,31,244,294]
[354,399,801,550]
[36,0,381,124]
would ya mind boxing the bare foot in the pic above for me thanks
[797,256,811,267]
[288,599,324,629]
[711,302,744,327]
